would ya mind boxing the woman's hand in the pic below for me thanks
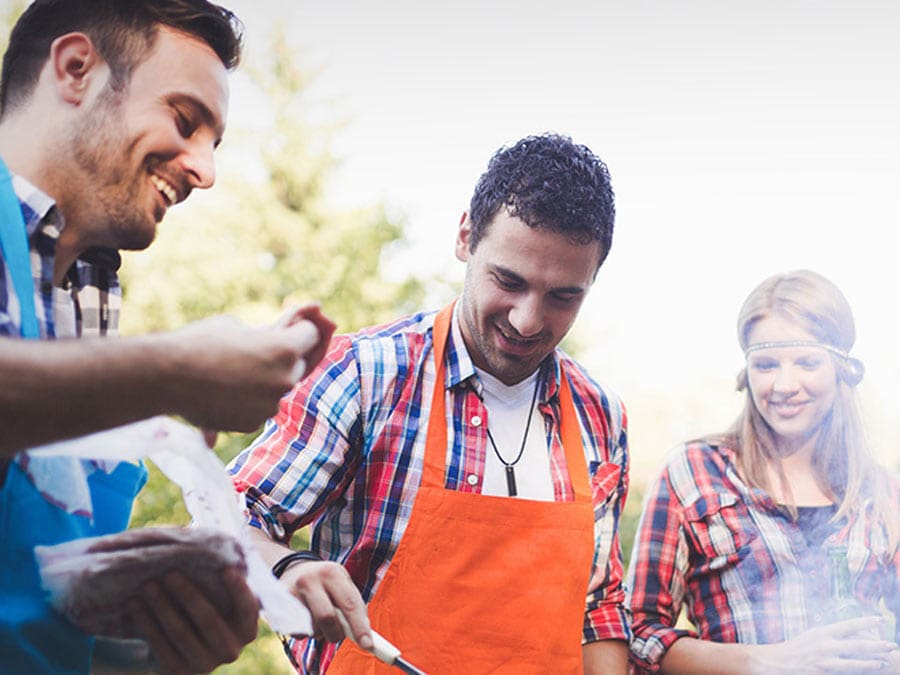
[749,616,895,674]
[887,647,900,674]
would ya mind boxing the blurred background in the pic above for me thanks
[3,1,898,671]
[209,0,900,481]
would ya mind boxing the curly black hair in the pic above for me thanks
[468,133,615,267]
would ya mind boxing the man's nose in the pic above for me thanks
[508,295,543,338]
[181,139,217,190]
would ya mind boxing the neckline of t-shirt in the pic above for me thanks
[474,366,540,406]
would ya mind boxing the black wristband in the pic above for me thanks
[272,550,323,579]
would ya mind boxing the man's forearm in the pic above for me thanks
[246,524,299,566]
[1,309,331,457]
[583,638,628,674]
[0,336,173,456]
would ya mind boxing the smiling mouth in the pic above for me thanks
[495,325,542,354]
[769,400,808,417]
[150,174,178,206]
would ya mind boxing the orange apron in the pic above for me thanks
[328,304,595,674]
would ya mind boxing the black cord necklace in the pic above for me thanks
[483,376,541,497]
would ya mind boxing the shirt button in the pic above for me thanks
[466,474,479,486]
[470,415,482,427]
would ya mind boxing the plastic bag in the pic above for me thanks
[30,416,313,636]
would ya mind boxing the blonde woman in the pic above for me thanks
[628,270,900,673]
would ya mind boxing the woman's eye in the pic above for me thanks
[752,360,777,372]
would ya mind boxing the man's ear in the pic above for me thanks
[455,212,472,262]
[49,33,103,105]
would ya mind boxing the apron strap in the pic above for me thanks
[421,302,455,490]
[0,157,39,339]
[423,302,591,501]
[557,371,591,502]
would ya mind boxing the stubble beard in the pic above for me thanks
[68,89,157,252]
[460,299,547,385]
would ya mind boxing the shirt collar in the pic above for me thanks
[11,172,121,273]
[11,173,58,237]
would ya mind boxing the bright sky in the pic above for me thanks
[224,1,899,479]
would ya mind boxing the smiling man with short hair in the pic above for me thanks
[0,2,335,672]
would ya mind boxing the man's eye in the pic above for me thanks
[495,277,520,290]
[175,111,196,138]
[551,293,579,305]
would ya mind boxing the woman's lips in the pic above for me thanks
[768,400,808,418]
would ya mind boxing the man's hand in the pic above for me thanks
[274,303,337,376]
[127,567,259,674]
[158,305,336,433]
[279,559,373,651]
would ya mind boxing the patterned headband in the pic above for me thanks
[744,340,850,359]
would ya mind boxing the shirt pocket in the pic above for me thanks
[683,492,753,573]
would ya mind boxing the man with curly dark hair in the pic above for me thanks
[231,134,632,673]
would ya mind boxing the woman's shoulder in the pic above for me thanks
[664,437,736,470]
[657,439,739,507]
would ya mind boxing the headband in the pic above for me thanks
[743,339,865,384]
[744,339,850,359]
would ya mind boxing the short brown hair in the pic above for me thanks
[0,0,243,117]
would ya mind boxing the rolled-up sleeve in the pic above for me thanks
[228,335,362,544]
[626,464,694,671]
[582,392,632,644]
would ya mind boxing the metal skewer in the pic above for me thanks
[392,655,427,675]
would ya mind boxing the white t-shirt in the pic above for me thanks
[475,367,554,501]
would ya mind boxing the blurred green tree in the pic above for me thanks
[122,24,427,519]
[115,28,427,675]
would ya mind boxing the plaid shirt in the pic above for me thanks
[0,173,121,339]
[229,306,631,673]
[0,170,122,515]
[627,441,900,672]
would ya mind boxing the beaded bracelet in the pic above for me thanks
[271,550,323,579]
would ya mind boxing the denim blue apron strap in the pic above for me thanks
[0,156,40,339]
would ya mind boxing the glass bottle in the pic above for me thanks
[826,544,865,622]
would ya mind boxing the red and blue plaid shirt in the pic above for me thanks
[229,305,631,673]
[627,441,900,672]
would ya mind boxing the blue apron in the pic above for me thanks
[0,157,149,673]
[0,157,39,339]
[0,462,147,674]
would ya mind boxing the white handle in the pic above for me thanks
[336,609,402,665]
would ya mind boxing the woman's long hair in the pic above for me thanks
[716,270,896,547]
